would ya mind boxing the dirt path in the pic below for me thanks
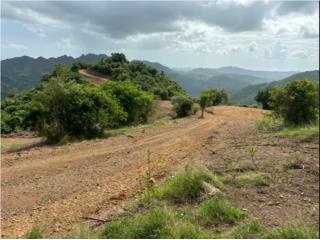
[1,106,264,238]
[79,69,110,84]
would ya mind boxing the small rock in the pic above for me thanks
[202,182,221,197]
[280,195,284,198]
[241,208,248,212]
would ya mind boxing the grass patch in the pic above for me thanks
[25,227,44,239]
[274,124,319,142]
[100,207,209,239]
[235,173,271,188]
[263,225,319,239]
[198,196,246,226]
[231,220,262,238]
[283,159,304,170]
[223,173,271,188]
[257,113,283,131]
[153,169,224,203]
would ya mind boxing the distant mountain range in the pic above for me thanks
[1,54,318,105]
[143,61,300,96]
[231,70,320,105]
[1,54,105,98]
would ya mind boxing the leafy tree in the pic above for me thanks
[255,87,274,110]
[200,90,215,118]
[101,81,154,125]
[171,96,195,118]
[34,79,127,143]
[213,89,229,105]
[270,79,319,125]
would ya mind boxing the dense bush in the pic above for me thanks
[171,96,195,118]
[90,55,185,99]
[255,87,274,110]
[271,79,319,125]
[101,81,154,124]
[33,79,127,143]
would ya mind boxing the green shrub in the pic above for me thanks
[101,81,154,124]
[25,227,43,239]
[198,196,246,226]
[200,90,215,118]
[271,80,319,125]
[231,220,262,238]
[255,87,274,110]
[264,225,319,239]
[155,169,224,203]
[256,113,283,131]
[101,208,175,238]
[171,96,195,118]
[34,79,127,143]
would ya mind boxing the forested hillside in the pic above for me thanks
[1,54,105,98]
[231,70,320,105]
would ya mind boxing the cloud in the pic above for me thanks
[264,41,288,59]
[55,38,74,50]
[249,41,257,52]
[276,1,319,16]
[2,1,273,40]
[290,49,309,59]
[2,43,28,50]
[300,26,319,38]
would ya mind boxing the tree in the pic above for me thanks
[255,87,274,110]
[199,90,215,118]
[171,96,195,118]
[101,81,154,125]
[271,79,319,125]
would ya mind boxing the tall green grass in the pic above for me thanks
[198,196,246,226]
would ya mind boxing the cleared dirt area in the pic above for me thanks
[79,69,110,84]
[1,106,319,237]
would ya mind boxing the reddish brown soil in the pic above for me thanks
[1,106,318,238]
[79,69,110,84]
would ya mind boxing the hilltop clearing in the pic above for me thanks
[1,106,319,238]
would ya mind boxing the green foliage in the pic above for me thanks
[101,81,154,125]
[200,90,215,118]
[34,79,127,143]
[198,196,246,226]
[92,55,185,99]
[256,113,283,131]
[171,95,195,118]
[1,88,39,133]
[271,79,319,125]
[263,225,319,239]
[274,124,319,142]
[231,220,262,238]
[154,169,224,203]
[255,87,274,110]
[25,228,44,239]
[101,208,174,238]
[174,222,210,239]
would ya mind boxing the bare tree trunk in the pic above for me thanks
[200,107,204,118]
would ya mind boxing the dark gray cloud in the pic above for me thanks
[277,1,319,15]
[2,1,274,39]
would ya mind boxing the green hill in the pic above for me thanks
[231,70,320,105]
[1,54,106,98]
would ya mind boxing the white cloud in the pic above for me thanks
[249,41,257,52]
[55,38,74,50]
[2,43,28,50]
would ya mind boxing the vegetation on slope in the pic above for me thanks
[231,70,319,105]
[1,53,186,143]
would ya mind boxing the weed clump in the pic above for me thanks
[235,173,271,188]
[101,207,209,239]
[231,220,262,238]
[154,169,224,203]
[263,225,319,239]
[25,228,44,239]
[198,196,246,226]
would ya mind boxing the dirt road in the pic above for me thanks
[1,106,264,237]
[79,69,110,84]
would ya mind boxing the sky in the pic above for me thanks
[1,0,319,71]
